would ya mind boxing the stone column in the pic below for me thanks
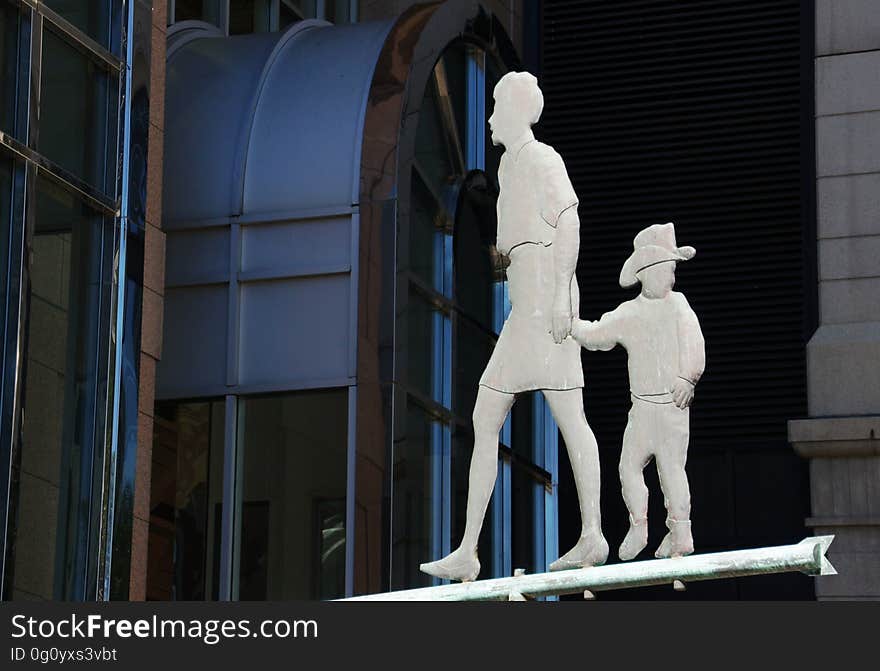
[788,0,880,600]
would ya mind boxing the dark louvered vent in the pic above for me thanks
[539,0,813,598]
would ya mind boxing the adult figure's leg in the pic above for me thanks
[544,388,609,571]
[420,385,515,581]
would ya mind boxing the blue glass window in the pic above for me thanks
[44,1,113,50]
[11,177,116,600]
[38,27,116,193]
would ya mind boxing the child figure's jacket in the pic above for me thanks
[577,292,705,400]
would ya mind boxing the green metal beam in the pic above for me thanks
[340,536,836,601]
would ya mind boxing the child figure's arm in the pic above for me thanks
[571,305,627,351]
[671,293,706,409]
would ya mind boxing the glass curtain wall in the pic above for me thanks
[148,389,348,601]
[167,0,354,33]
[392,43,559,590]
[0,0,142,600]
[236,390,347,600]
[148,400,225,600]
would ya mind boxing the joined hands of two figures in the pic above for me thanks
[551,293,573,344]
[565,319,697,410]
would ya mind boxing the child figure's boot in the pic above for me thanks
[655,517,694,558]
[618,515,648,561]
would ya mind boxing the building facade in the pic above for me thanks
[789,0,880,600]
[1,0,877,601]
[0,0,159,599]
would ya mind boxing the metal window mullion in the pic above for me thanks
[0,137,119,217]
[226,222,241,387]
[429,420,443,576]
[78,211,117,600]
[466,48,486,171]
[542,398,559,598]
[218,394,241,601]
[220,0,230,35]
[441,423,451,558]
[0,158,33,600]
[502,458,511,576]
[532,393,546,572]
[344,385,356,597]
[0,2,37,600]
[19,0,122,72]
[98,0,136,598]
[491,455,511,578]
[269,0,280,32]
[12,3,32,141]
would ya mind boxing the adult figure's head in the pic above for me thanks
[488,71,543,148]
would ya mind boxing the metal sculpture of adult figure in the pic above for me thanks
[420,72,607,582]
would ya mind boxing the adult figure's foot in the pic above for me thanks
[420,546,480,582]
[549,531,609,571]
[618,516,648,561]
[655,518,694,558]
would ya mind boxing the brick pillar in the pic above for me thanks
[129,0,167,601]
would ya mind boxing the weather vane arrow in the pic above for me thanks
[340,536,836,601]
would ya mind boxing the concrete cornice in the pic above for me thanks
[789,415,880,458]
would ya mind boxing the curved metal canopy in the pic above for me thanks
[163,18,394,224]
[158,3,518,404]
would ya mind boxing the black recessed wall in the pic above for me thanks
[536,0,814,599]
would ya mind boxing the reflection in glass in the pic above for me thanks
[12,177,115,600]
[453,316,493,418]
[38,28,114,192]
[45,1,112,50]
[511,463,539,574]
[320,0,350,24]
[278,3,299,29]
[452,427,496,578]
[484,56,504,193]
[405,288,451,407]
[392,403,443,589]
[229,0,270,35]
[453,171,495,330]
[148,400,225,600]
[175,0,224,27]
[512,391,536,463]
[406,289,433,400]
[415,61,464,198]
[409,173,442,288]
[0,158,11,338]
[1,2,20,137]
[237,390,347,600]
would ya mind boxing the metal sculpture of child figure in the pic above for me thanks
[572,223,705,560]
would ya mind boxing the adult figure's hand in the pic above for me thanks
[551,297,572,343]
[551,206,579,344]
